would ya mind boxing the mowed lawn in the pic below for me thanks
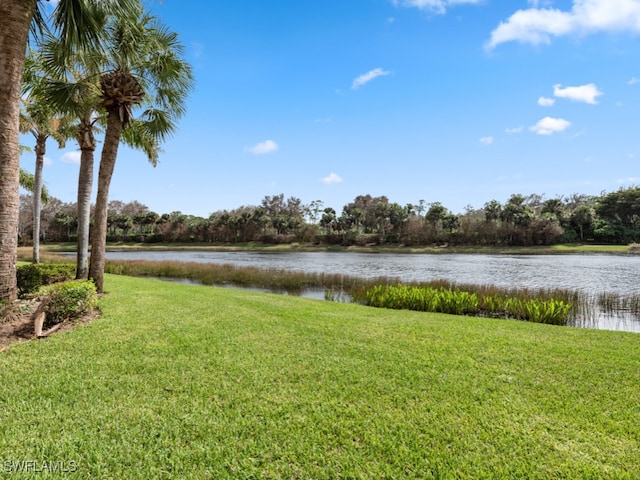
[1,275,639,479]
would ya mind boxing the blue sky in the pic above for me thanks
[21,0,640,217]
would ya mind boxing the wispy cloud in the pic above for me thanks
[352,68,390,90]
[487,0,640,49]
[538,96,555,107]
[530,116,571,135]
[321,173,344,185]
[61,151,81,164]
[628,77,640,85]
[618,177,639,183]
[391,0,482,15]
[505,126,524,134]
[553,83,602,104]
[246,140,279,155]
[190,41,205,59]
[479,136,494,145]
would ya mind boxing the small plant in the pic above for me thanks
[44,281,98,324]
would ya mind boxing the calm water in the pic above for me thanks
[104,250,640,332]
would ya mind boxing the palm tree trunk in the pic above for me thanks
[32,134,46,264]
[89,110,123,293]
[76,119,96,279]
[0,0,37,302]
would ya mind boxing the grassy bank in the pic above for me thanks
[33,242,636,255]
[1,275,639,478]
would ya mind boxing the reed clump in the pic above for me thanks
[103,259,395,295]
[361,284,573,325]
[598,291,640,318]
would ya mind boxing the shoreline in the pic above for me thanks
[31,242,637,256]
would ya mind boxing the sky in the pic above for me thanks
[20,0,640,217]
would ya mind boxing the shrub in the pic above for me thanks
[37,263,75,285]
[16,263,76,298]
[16,264,43,297]
[44,281,98,324]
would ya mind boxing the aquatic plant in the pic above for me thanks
[364,284,572,325]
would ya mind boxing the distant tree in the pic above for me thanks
[570,205,596,241]
[483,200,502,223]
[306,199,324,224]
[441,213,459,234]
[541,198,566,222]
[320,207,337,233]
[425,202,447,230]
[596,187,640,230]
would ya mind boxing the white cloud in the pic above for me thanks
[538,96,556,106]
[43,156,53,166]
[321,173,344,185]
[487,0,640,49]
[479,136,494,145]
[505,126,524,134]
[553,83,602,104]
[628,77,640,85]
[391,0,481,14]
[530,116,571,135]
[352,68,391,90]
[246,140,279,155]
[61,151,81,164]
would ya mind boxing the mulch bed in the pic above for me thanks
[0,298,98,352]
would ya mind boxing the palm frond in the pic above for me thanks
[121,119,163,166]
[19,169,49,204]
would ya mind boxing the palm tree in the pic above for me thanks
[88,8,194,292]
[21,50,75,264]
[0,0,137,302]
[39,32,108,279]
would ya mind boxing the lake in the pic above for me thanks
[104,250,640,333]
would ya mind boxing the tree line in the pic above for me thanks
[18,187,640,247]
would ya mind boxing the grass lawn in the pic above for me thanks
[1,275,639,479]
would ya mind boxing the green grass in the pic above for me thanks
[1,275,639,479]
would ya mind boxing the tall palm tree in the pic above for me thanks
[0,0,137,302]
[39,33,107,279]
[89,8,193,292]
[21,50,75,264]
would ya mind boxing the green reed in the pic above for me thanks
[103,259,395,295]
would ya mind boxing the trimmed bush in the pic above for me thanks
[38,263,75,285]
[44,281,98,324]
[16,263,75,298]
[16,264,43,297]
